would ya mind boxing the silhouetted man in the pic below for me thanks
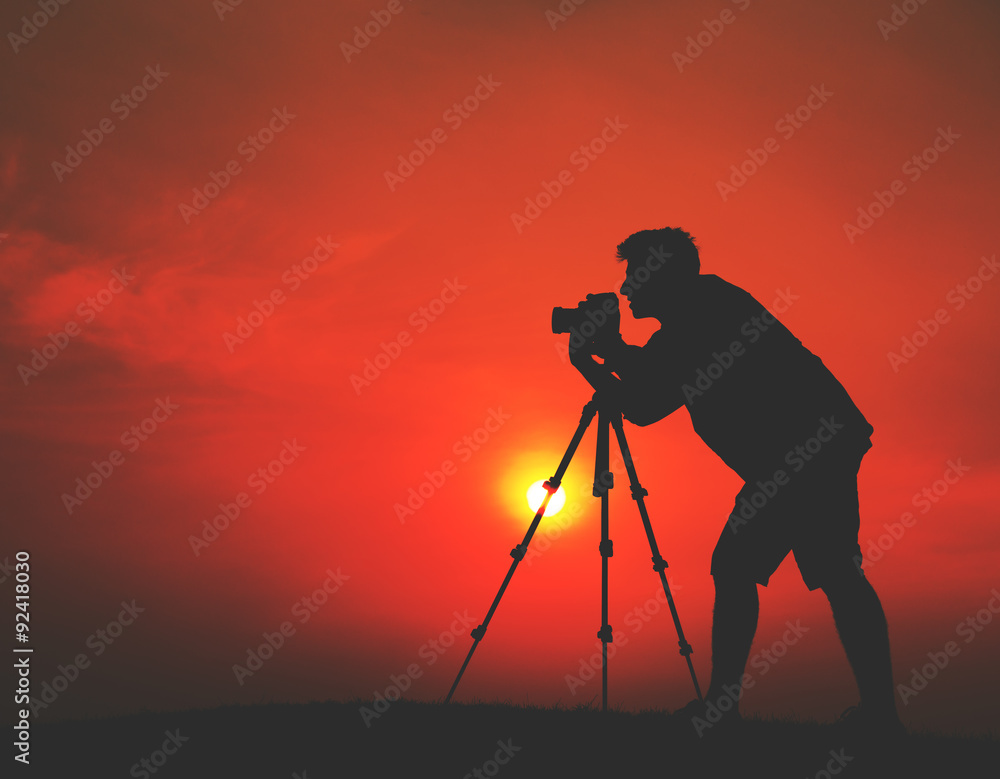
[568,227,903,741]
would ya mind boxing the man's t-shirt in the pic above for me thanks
[608,274,873,480]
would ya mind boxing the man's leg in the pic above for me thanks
[804,442,901,724]
[707,572,760,709]
[707,478,785,714]
[822,571,900,721]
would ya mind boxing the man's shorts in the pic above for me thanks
[710,439,871,591]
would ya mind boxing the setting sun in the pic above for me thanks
[526,479,566,516]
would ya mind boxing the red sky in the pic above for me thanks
[2,0,999,736]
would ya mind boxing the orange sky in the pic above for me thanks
[2,0,999,735]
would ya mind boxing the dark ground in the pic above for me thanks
[26,699,1000,778]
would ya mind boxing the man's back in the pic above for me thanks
[621,274,873,478]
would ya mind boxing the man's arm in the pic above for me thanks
[569,334,684,426]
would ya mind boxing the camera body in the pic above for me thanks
[552,292,621,347]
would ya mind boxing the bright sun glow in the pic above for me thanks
[526,480,566,515]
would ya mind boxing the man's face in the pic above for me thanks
[620,251,694,320]
[619,258,663,319]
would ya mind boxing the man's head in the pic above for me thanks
[616,227,700,319]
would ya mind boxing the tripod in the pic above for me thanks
[444,393,702,711]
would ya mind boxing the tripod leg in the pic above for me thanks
[444,397,601,704]
[595,409,614,713]
[610,414,703,702]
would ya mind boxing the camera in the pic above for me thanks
[552,292,620,346]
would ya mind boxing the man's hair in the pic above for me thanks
[615,227,700,276]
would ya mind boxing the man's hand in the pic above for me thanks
[568,333,627,404]
[569,332,626,364]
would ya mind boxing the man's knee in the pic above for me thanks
[712,568,759,592]
[713,542,758,585]
[818,563,870,600]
